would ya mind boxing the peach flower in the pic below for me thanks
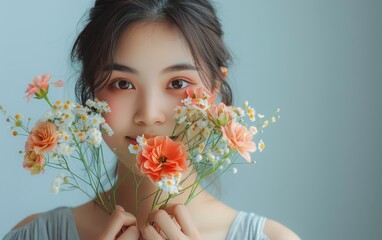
[207,103,231,127]
[25,73,64,101]
[221,120,256,162]
[136,136,188,183]
[186,87,216,106]
[23,150,45,175]
[26,121,58,154]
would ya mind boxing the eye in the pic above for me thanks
[112,80,134,90]
[168,79,189,89]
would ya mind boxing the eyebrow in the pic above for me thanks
[108,63,197,74]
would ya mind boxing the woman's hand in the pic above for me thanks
[141,204,201,240]
[98,205,140,240]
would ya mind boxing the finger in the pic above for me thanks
[141,225,163,240]
[102,205,137,239]
[161,204,199,238]
[115,205,125,211]
[149,209,182,239]
[117,225,140,240]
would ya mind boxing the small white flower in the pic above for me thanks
[271,116,276,123]
[181,97,192,107]
[259,139,266,152]
[53,110,64,118]
[236,107,245,117]
[43,110,55,121]
[75,131,87,142]
[72,105,91,116]
[61,112,75,125]
[257,114,265,119]
[94,99,111,113]
[63,100,76,111]
[198,99,210,109]
[58,130,70,142]
[85,99,96,108]
[232,167,238,174]
[87,128,102,147]
[55,143,74,156]
[227,107,238,119]
[247,107,256,121]
[262,120,269,128]
[156,174,182,194]
[174,106,187,119]
[136,135,148,146]
[243,101,249,108]
[87,114,105,128]
[101,123,114,136]
[128,144,140,154]
[250,126,258,135]
[50,174,67,194]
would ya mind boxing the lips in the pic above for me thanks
[125,136,138,145]
[125,134,178,145]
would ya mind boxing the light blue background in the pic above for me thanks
[1,1,381,239]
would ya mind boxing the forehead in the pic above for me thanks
[114,21,195,67]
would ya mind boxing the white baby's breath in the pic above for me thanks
[51,174,67,194]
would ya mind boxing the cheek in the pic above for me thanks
[100,94,130,128]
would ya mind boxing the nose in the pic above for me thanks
[133,89,166,126]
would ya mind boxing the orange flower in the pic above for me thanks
[221,120,256,162]
[26,121,58,154]
[23,150,45,175]
[136,136,188,182]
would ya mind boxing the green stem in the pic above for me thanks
[43,95,53,108]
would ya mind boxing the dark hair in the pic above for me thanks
[71,0,233,105]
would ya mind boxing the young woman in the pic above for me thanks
[5,1,300,239]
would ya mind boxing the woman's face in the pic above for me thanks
[95,21,207,168]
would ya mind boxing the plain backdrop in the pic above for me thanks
[1,1,381,239]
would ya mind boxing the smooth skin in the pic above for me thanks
[12,21,300,240]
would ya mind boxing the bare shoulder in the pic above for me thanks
[11,213,41,231]
[263,219,301,240]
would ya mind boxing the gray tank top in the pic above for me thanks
[3,207,269,240]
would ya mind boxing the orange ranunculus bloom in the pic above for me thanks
[136,136,188,183]
[23,150,45,175]
[221,120,256,162]
[26,121,58,154]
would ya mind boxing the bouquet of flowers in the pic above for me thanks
[1,73,280,215]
